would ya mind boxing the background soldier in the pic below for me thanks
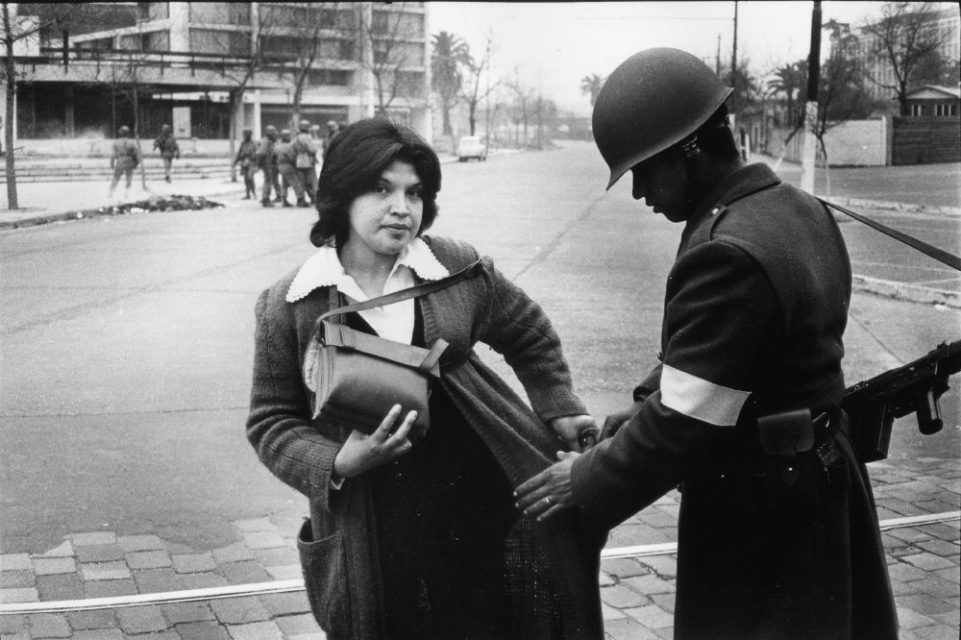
[321,120,341,160]
[233,128,257,200]
[108,125,140,200]
[255,125,281,208]
[515,47,898,640]
[293,119,318,205]
[275,128,304,207]
[153,124,180,183]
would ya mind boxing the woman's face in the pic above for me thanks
[343,159,424,261]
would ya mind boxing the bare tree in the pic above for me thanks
[460,34,498,136]
[1,2,82,208]
[258,3,339,131]
[861,2,947,115]
[358,3,419,117]
[506,78,534,147]
[209,5,276,182]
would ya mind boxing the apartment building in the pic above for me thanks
[852,5,960,106]
[3,2,431,144]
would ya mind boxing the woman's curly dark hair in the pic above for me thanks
[309,118,441,247]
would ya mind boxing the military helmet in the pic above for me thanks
[280,128,291,141]
[118,125,131,136]
[592,47,732,189]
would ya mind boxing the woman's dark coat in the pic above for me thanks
[247,236,606,639]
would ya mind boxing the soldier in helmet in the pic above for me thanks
[275,128,303,208]
[255,125,281,208]
[153,123,180,183]
[293,119,318,205]
[109,125,141,199]
[515,48,897,640]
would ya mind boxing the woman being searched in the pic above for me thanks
[246,118,605,640]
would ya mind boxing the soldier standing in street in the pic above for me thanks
[255,125,281,208]
[293,119,318,205]
[515,48,898,640]
[233,128,257,200]
[274,128,303,208]
[321,119,340,161]
[153,124,180,183]
[108,125,141,200]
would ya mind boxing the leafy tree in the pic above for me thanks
[579,73,604,107]
[430,30,469,136]
[861,2,948,115]
[723,58,761,114]
[768,62,806,127]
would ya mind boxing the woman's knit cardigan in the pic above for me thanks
[247,235,605,639]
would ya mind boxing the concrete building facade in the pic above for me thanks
[2,2,432,150]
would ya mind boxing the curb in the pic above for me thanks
[852,275,960,309]
[826,195,961,218]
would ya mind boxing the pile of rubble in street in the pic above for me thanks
[82,194,225,219]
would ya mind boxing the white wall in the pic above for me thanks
[768,118,890,167]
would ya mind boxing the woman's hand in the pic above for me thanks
[549,414,599,452]
[333,405,417,479]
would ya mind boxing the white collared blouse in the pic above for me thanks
[285,237,449,344]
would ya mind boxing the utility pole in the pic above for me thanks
[730,2,738,92]
[801,0,821,193]
[716,33,721,76]
[485,36,491,149]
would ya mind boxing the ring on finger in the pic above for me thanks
[543,496,552,506]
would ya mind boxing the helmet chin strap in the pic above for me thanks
[680,136,703,206]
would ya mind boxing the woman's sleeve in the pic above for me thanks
[246,288,344,513]
[479,259,587,421]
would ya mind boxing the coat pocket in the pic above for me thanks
[297,519,351,636]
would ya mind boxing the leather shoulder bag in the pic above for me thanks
[303,259,482,435]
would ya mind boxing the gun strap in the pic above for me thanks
[819,198,961,272]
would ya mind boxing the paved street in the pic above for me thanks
[1,142,959,639]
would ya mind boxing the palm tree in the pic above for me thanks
[768,62,806,127]
[580,73,605,106]
[431,31,470,136]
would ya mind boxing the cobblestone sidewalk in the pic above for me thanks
[1,457,959,640]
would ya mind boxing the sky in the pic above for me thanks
[427,1,930,116]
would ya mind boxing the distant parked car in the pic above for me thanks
[457,135,487,162]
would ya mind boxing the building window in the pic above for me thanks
[371,10,424,39]
[935,103,958,117]
[191,29,250,55]
[119,30,169,52]
[308,69,351,87]
[138,3,168,22]
[395,71,424,99]
[259,4,306,28]
[190,3,250,25]
[260,35,300,57]
[77,37,114,51]
[911,104,925,117]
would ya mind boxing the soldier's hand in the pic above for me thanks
[600,401,644,440]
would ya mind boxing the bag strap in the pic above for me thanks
[819,198,961,272]
[316,258,483,326]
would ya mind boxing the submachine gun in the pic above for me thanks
[842,339,961,463]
